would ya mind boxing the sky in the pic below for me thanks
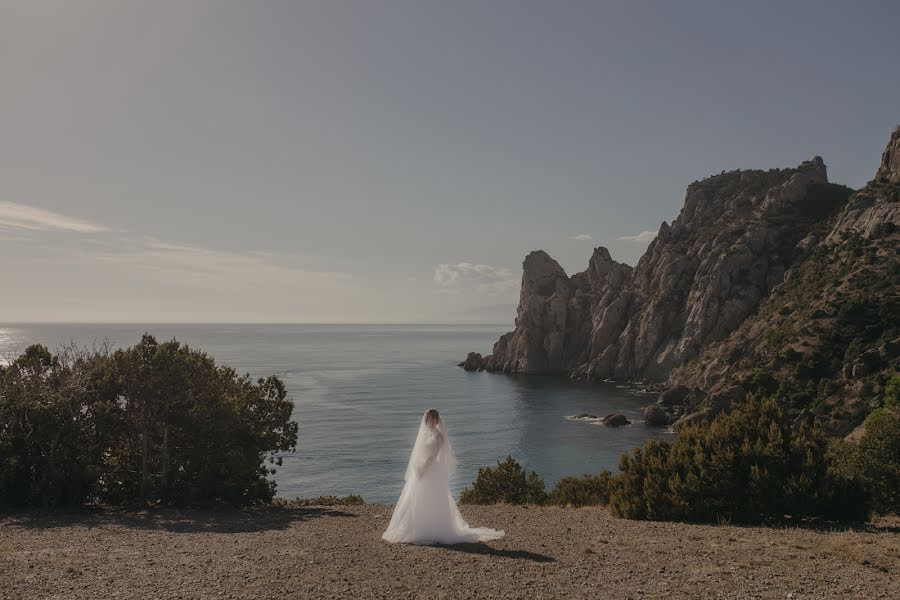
[1,0,898,323]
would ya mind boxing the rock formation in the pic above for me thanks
[669,126,900,433]
[474,247,631,374]
[465,126,900,434]
[468,157,847,381]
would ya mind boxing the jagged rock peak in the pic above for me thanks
[760,157,830,213]
[590,246,614,264]
[521,250,568,297]
[523,250,565,274]
[582,247,632,298]
[876,125,900,183]
[826,126,900,241]
[799,155,828,180]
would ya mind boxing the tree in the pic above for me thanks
[831,408,900,515]
[0,336,299,508]
[0,344,117,508]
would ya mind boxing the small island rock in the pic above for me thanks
[601,414,631,427]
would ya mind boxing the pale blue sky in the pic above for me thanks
[1,1,898,322]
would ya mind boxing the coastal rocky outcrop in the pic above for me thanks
[466,156,845,380]
[467,247,630,374]
[465,127,900,434]
[669,127,900,433]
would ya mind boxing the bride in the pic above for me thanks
[382,409,505,545]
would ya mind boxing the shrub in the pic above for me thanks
[608,395,869,524]
[886,375,900,409]
[607,439,675,520]
[831,408,899,515]
[0,336,299,509]
[458,456,547,505]
[548,471,613,507]
[273,495,365,507]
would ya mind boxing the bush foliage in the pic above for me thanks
[831,408,900,515]
[459,456,547,505]
[548,471,613,507]
[273,495,365,507]
[458,458,612,508]
[462,396,877,523]
[886,375,900,409]
[0,336,298,509]
[608,395,869,523]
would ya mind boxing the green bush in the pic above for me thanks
[458,456,547,505]
[274,495,365,507]
[0,336,298,509]
[548,471,612,507]
[608,395,869,523]
[831,408,899,515]
[0,344,120,508]
[886,375,900,409]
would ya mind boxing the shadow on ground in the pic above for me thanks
[436,542,555,563]
[4,506,356,534]
[722,517,900,535]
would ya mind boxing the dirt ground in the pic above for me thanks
[1,504,897,599]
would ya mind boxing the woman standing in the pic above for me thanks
[382,409,504,545]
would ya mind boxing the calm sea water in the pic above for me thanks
[0,324,669,503]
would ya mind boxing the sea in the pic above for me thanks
[0,323,670,503]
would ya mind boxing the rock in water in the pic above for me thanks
[601,414,630,427]
[461,352,485,371]
[643,404,669,427]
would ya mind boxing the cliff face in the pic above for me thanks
[464,126,900,433]
[827,126,900,241]
[480,247,631,374]
[589,157,844,381]
[669,127,900,433]
[467,157,849,381]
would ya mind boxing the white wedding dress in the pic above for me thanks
[382,412,505,545]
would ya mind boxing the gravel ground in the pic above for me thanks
[1,505,897,599]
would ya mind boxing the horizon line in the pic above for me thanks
[0,321,513,327]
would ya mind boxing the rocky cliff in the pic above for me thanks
[463,126,900,433]
[669,126,900,433]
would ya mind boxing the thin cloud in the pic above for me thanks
[94,237,352,291]
[0,201,108,233]
[433,262,518,296]
[617,229,658,243]
[569,233,593,241]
